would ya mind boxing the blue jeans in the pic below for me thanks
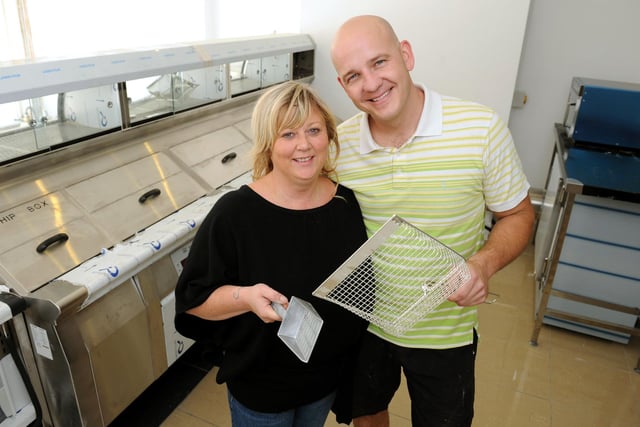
[227,390,336,427]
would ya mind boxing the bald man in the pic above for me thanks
[329,15,534,427]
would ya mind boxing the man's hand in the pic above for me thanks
[447,258,489,306]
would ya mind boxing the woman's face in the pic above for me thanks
[270,106,329,184]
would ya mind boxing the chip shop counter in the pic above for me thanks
[0,32,314,426]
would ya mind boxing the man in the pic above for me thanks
[330,15,535,427]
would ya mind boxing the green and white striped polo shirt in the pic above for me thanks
[332,85,530,348]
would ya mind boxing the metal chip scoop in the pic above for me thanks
[271,296,323,363]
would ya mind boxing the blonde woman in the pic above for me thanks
[175,81,367,426]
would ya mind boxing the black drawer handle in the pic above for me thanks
[0,292,27,317]
[138,188,161,204]
[221,152,237,164]
[36,233,69,253]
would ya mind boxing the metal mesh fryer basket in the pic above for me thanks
[312,215,471,336]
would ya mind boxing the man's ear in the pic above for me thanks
[400,40,416,72]
[336,76,346,90]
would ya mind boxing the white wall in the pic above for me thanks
[203,0,301,38]
[508,0,640,188]
[300,0,531,128]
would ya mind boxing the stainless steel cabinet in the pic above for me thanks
[532,125,640,372]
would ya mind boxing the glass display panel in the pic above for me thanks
[0,85,121,165]
[0,100,38,164]
[128,65,228,122]
[128,75,174,124]
[229,59,261,97]
[260,54,290,88]
[173,65,227,112]
[0,34,313,166]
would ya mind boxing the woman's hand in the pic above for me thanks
[243,283,289,323]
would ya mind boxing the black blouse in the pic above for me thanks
[175,184,368,413]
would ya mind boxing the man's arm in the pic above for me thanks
[449,195,535,306]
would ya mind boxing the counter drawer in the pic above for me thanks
[0,218,111,293]
[169,125,252,189]
[65,152,187,213]
[191,142,252,189]
[169,126,248,167]
[0,191,86,249]
[90,171,206,242]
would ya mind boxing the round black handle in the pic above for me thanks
[0,292,27,316]
[221,152,237,164]
[36,233,69,253]
[138,188,161,204]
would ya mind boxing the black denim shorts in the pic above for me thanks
[351,331,478,427]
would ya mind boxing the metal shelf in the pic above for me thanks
[0,34,314,103]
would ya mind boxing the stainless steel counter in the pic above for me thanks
[0,32,315,426]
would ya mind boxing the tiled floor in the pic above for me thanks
[120,244,640,426]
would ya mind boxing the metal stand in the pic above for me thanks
[530,125,640,373]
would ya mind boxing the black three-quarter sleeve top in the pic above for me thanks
[174,183,368,414]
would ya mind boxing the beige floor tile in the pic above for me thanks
[477,336,551,401]
[388,373,411,423]
[548,350,637,405]
[474,388,551,427]
[161,409,215,427]
[387,413,413,427]
[173,368,232,427]
[551,396,640,427]
[623,336,640,372]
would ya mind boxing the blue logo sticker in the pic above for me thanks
[100,266,119,278]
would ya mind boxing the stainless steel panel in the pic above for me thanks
[0,219,111,294]
[89,172,206,242]
[137,254,180,301]
[0,144,153,210]
[234,118,252,140]
[0,192,85,249]
[22,282,88,427]
[169,125,248,167]
[65,152,184,213]
[135,254,184,374]
[72,279,155,425]
[141,102,254,154]
[191,142,252,189]
[169,124,252,189]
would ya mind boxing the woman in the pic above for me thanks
[174,81,367,427]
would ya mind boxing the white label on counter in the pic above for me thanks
[170,242,192,276]
[29,324,53,360]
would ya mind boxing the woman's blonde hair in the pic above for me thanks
[250,81,339,180]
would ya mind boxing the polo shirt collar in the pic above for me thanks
[359,84,443,153]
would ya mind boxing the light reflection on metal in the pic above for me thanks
[34,180,80,266]
[144,142,178,210]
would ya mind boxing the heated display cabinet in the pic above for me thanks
[0,33,314,426]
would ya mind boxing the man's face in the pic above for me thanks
[332,28,414,124]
